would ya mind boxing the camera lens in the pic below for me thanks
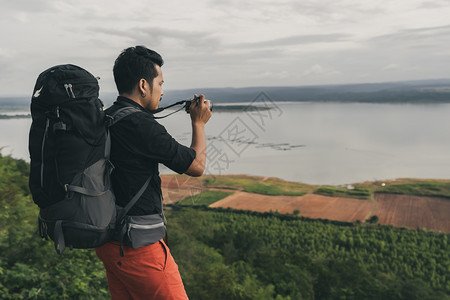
[185,98,213,113]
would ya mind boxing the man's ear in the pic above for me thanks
[138,79,147,95]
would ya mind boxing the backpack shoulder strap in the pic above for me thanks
[108,106,141,126]
[104,106,141,159]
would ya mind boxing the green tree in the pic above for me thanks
[0,154,109,299]
[366,215,379,224]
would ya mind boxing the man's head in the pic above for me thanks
[113,46,164,110]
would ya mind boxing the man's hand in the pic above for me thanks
[185,94,211,177]
[189,94,212,125]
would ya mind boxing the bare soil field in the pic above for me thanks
[161,175,204,204]
[373,193,450,232]
[209,191,374,222]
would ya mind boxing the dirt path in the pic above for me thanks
[361,198,378,222]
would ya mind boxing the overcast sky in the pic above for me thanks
[1,0,450,96]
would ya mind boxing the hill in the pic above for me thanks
[162,78,450,104]
[1,154,449,299]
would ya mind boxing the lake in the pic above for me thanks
[1,101,450,185]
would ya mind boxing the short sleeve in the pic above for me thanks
[136,116,196,174]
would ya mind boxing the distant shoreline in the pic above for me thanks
[0,113,30,119]
[212,104,272,112]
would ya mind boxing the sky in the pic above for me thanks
[1,0,450,96]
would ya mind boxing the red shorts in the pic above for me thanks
[95,239,188,300]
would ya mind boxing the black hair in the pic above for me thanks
[113,46,164,95]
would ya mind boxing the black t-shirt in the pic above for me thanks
[106,96,196,216]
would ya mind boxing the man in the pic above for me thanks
[95,46,211,299]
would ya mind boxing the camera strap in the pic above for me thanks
[152,100,187,113]
[114,96,192,119]
[153,105,186,119]
[151,99,190,119]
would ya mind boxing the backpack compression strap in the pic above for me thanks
[117,176,152,257]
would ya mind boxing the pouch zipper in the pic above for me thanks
[128,222,165,230]
[127,221,165,241]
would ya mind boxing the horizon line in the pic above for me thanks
[2,77,450,98]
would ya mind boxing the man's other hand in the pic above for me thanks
[189,94,212,125]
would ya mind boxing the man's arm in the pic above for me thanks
[185,94,212,177]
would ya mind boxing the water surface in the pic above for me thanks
[2,102,449,185]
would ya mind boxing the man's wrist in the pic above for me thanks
[191,121,205,129]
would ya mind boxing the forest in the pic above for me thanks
[0,153,449,299]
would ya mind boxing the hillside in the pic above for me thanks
[1,154,449,299]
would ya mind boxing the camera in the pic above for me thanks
[185,96,213,113]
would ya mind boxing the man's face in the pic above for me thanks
[146,65,164,111]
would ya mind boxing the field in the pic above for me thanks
[373,193,450,232]
[161,175,203,203]
[209,191,374,222]
[161,174,450,232]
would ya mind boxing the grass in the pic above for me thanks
[203,175,311,196]
[314,186,372,200]
[244,183,307,196]
[375,179,450,199]
[314,178,450,200]
[177,190,234,206]
[203,175,263,190]
[260,177,312,194]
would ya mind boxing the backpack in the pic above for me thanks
[29,64,166,255]
[29,64,141,254]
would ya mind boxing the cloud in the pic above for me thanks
[1,0,450,95]
[370,24,450,45]
[91,26,220,50]
[255,70,290,79]
[0,48,13,58]
[233,33,351,49]
[304,64,324,75]
[0,48,15,76]
[419,0,450,9]
[207,0,385,24]
[0,0,54,13]
[302,64,340,77]
[0,0,56,22]
[383,64,400,71]
[289,1,385,23]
